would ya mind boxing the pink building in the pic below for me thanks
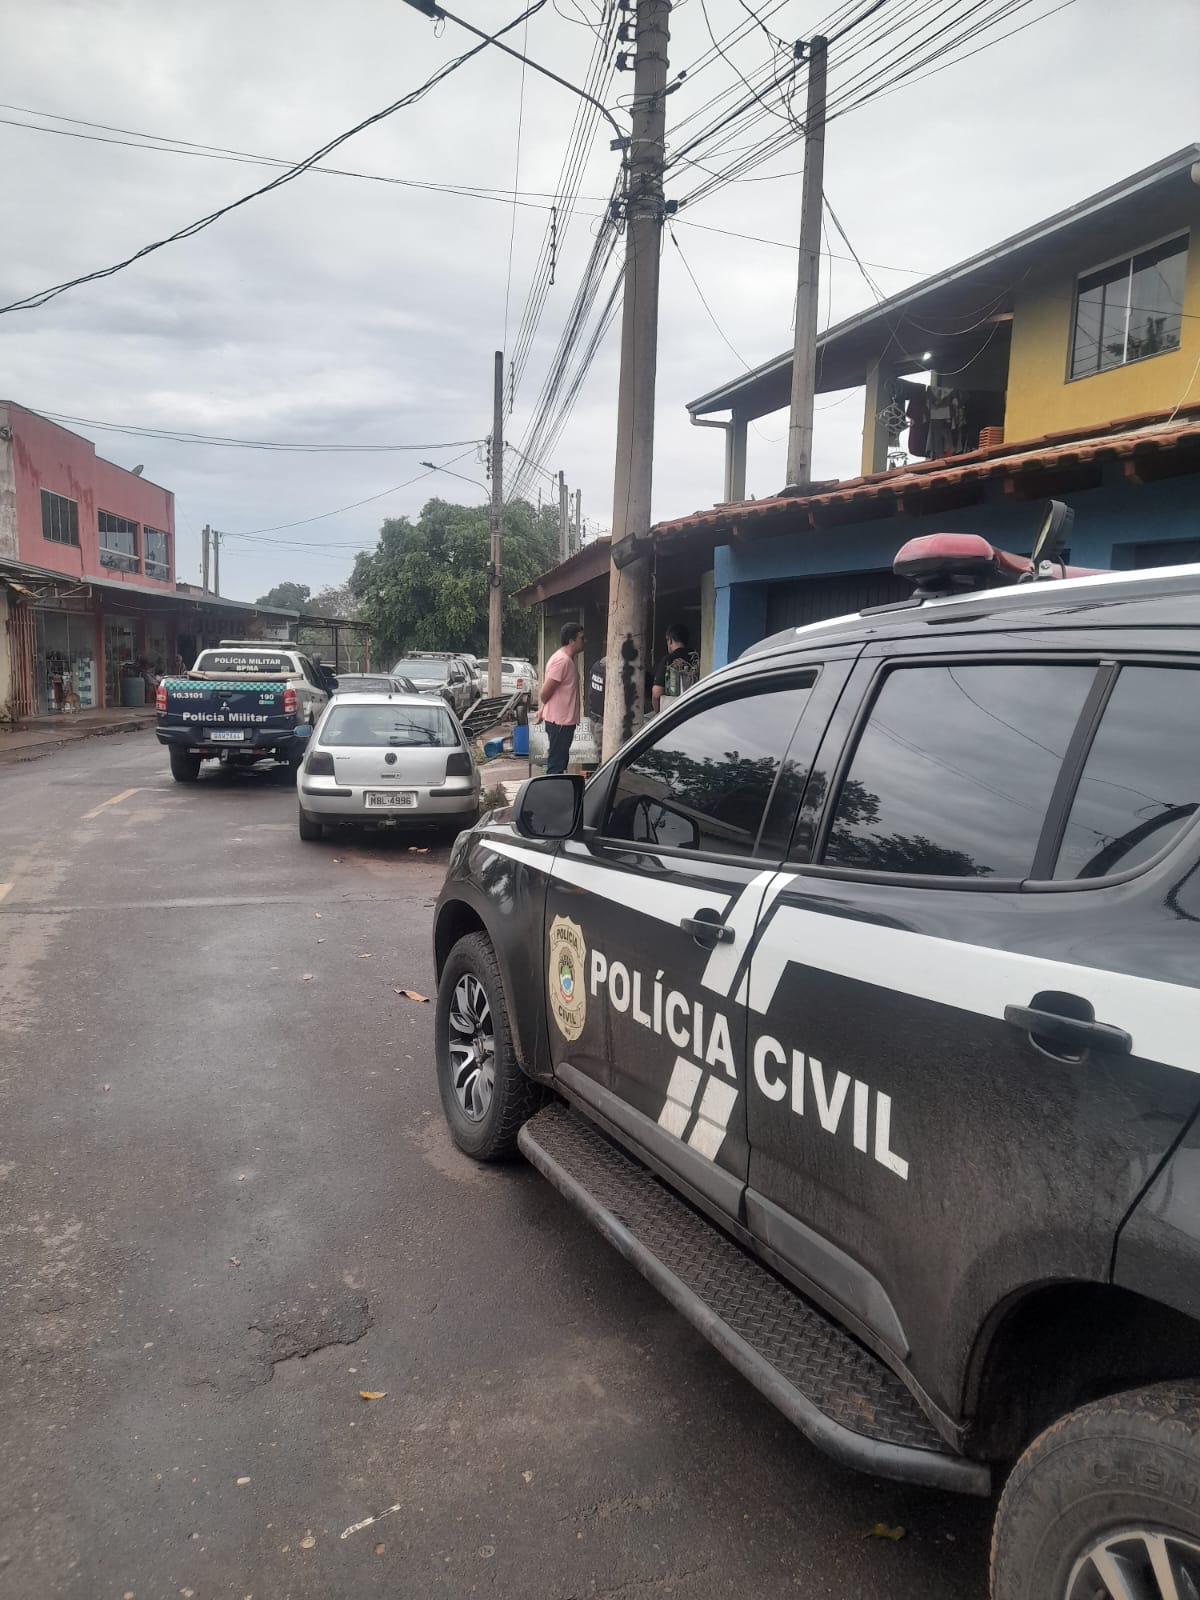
[0,404,299,720]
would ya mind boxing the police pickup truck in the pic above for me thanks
[432,502,1200,1599]
[155,641,333,782]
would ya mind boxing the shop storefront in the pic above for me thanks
[34,607,100,714]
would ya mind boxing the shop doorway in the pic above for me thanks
[35,609,99,713]
[104,616,136,707]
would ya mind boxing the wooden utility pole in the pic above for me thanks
[212,528,221,598]
[785,34,827,490]
[201,524,211,594]
[602,0,670,758]
[558,470,569,563]
[487,349,504,698]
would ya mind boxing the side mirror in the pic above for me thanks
[514,774,584,840]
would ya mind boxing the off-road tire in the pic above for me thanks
[297,806,324,841]
[169,745,201,783]
[991,1382,1200,1600]
[436,932,542,1161]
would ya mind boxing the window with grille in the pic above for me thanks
[98,511,140,572]
[41,489,79,546]
[144,526,170,579]
[1070,235,1187,380]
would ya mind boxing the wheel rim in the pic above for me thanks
[1068,1529,1200,1600]
[447,975,495,1122]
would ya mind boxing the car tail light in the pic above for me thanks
[445,748,472,777]
[155,682,167,712]
[306,750,335,776]
[282,685,298,715]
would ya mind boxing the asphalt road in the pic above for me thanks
[0,731,993,1599]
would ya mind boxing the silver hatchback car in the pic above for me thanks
[297,692,480,842]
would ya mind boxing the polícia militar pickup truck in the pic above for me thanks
[155,641,334,783]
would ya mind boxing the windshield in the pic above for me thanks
[193,650,292,676]
[320,703,459,748]
[393,658,448,680]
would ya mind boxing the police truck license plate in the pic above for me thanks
[365,791,417,808]
[209,730,245,742]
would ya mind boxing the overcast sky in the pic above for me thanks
[2,0,1196,602]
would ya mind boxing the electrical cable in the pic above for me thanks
[502,8,531,352]
[25,409,486,453]
[0,0,547,315]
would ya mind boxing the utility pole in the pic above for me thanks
[785,34,827,490]
[201,524,210,594]
[558,470,569,563]
[487,349,504,698]
[573,488,582,553]
[211,528,221,598]
[602,0,670,759]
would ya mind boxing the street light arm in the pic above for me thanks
[400,0,628,149]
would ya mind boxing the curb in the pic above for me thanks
[0,717,154,766]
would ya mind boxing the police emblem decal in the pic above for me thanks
[548,915,587,1041]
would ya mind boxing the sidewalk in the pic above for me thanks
[0,706,157,763]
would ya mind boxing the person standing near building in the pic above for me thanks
[537,622,585,775]
[651,622,694,712]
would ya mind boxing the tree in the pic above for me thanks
[350,497,559,664]
[256,581,311,610]
[308,582,358,619]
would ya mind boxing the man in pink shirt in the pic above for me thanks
[537,622,585,774]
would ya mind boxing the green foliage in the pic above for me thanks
[255,580,311,610]
[349,497,559,664]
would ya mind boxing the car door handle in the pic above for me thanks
[1004,998,1132,1057]
[680,914,734,947]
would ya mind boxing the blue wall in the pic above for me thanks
[711,466,1200,665]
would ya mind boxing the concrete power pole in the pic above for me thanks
[785,34,827,490]
[487,349,504,698]
[201,525,210,594]
[572,488,581,553]
[602,0,670,759]
[558,471,569,563]
[212,529,220,598]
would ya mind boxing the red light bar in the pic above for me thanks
[894,533,998,594]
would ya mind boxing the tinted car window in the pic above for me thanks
[193,650,292,675]
[320,704,458,748]
[604,685,809,858]
[1053,666,1200,879]
[394,658,449,680]
[822,664,1094,879]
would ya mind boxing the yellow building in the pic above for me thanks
[688,146,1200,492]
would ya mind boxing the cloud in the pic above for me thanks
[2,0,1197,597]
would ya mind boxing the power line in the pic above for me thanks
[0,0,547,315]
[0,107,616,213]
[502,9,531,351]
[226,448,482,540]
[26,408,486,453]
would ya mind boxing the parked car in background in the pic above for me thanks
[500,657,536,699]
[297,692,479,842]
[331,672,418,696]
[390,654,475,716]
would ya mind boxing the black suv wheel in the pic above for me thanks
[992,1382,1200,1599]
[435,932,541,1161]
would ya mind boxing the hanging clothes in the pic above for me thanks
[905,387,930,457]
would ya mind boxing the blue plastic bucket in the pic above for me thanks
[483,736,505,760]
[512,722,529,757]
